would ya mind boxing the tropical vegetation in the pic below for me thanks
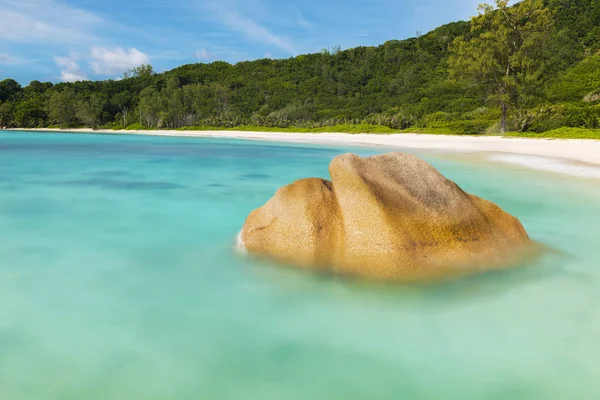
[0,0,599,137]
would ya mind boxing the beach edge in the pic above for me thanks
[8,127,600,166]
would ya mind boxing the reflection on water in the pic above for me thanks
[1,131,599,400]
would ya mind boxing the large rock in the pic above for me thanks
[238,153,534,281]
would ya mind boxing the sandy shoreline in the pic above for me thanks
[9,128,600,175]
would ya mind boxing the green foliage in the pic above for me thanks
[0,79,22,102]
[177,124,399,134]
[0,102,14,127]
[124,122,147,130]
[399,127,465,135]
[14,98,47,127]
[548,54,600,102]
[526,104,600,131]
[3,0,600,136]
[562,104,600,128]
[124,64,155,79]
[111,91,134,127]
[76,93,107,129]
[418,108,498,134]
[299,124,398,134]
[547,0,600,51]
[46,88,78,128]
[449,0,555,133]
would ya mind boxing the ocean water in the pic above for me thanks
[1,131,599,400]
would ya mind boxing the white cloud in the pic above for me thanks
[59,70,89,82]
[54,55,88,82]
[196,48,213,61]
[203,0,296,55]
[264,52,273,59]
[53,47,150,81]
[0,0,102,45]
[90,47,150,75]
[0,53,19,64]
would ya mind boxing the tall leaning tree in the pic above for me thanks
[449,0,554,133]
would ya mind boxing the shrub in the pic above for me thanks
[462,107,502,121]
[447,120,492,134]
[562,104,600,128]
[529,113,565,133]
[548,54,600,102]
[424,111,452,126]
[420,111,493,134]
[125,122,147,130]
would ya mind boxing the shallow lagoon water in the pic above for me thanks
[1,131,599,399]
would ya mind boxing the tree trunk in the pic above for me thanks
[501,103,507,134]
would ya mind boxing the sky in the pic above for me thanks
[0,0,482,85]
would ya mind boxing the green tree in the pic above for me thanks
[0,79,22,102]
[14,99,47,127]
[209,83,231,116]
[0,101,15,128]
[76,93,107,129]
[26,80,51,93]
[162,76,185,128]
[124,64,155,79]
[111,91,133,127]
[548,54,600,102]
[448,0,554,133]
[46,88,78,128]
[138,87,164,128]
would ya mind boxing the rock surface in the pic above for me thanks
[239,153,533,281]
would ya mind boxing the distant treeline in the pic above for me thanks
[1,0,599,135]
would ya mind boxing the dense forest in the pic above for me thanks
[0,0,599,136]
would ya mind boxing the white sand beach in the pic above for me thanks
[14,128,600,177]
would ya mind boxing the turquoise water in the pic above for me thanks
[1,131,600,399]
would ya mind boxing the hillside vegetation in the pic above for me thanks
[0,0,599,137]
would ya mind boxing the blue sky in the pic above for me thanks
[0,0,482,85]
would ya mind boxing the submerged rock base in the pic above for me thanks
[239,153,534,282]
